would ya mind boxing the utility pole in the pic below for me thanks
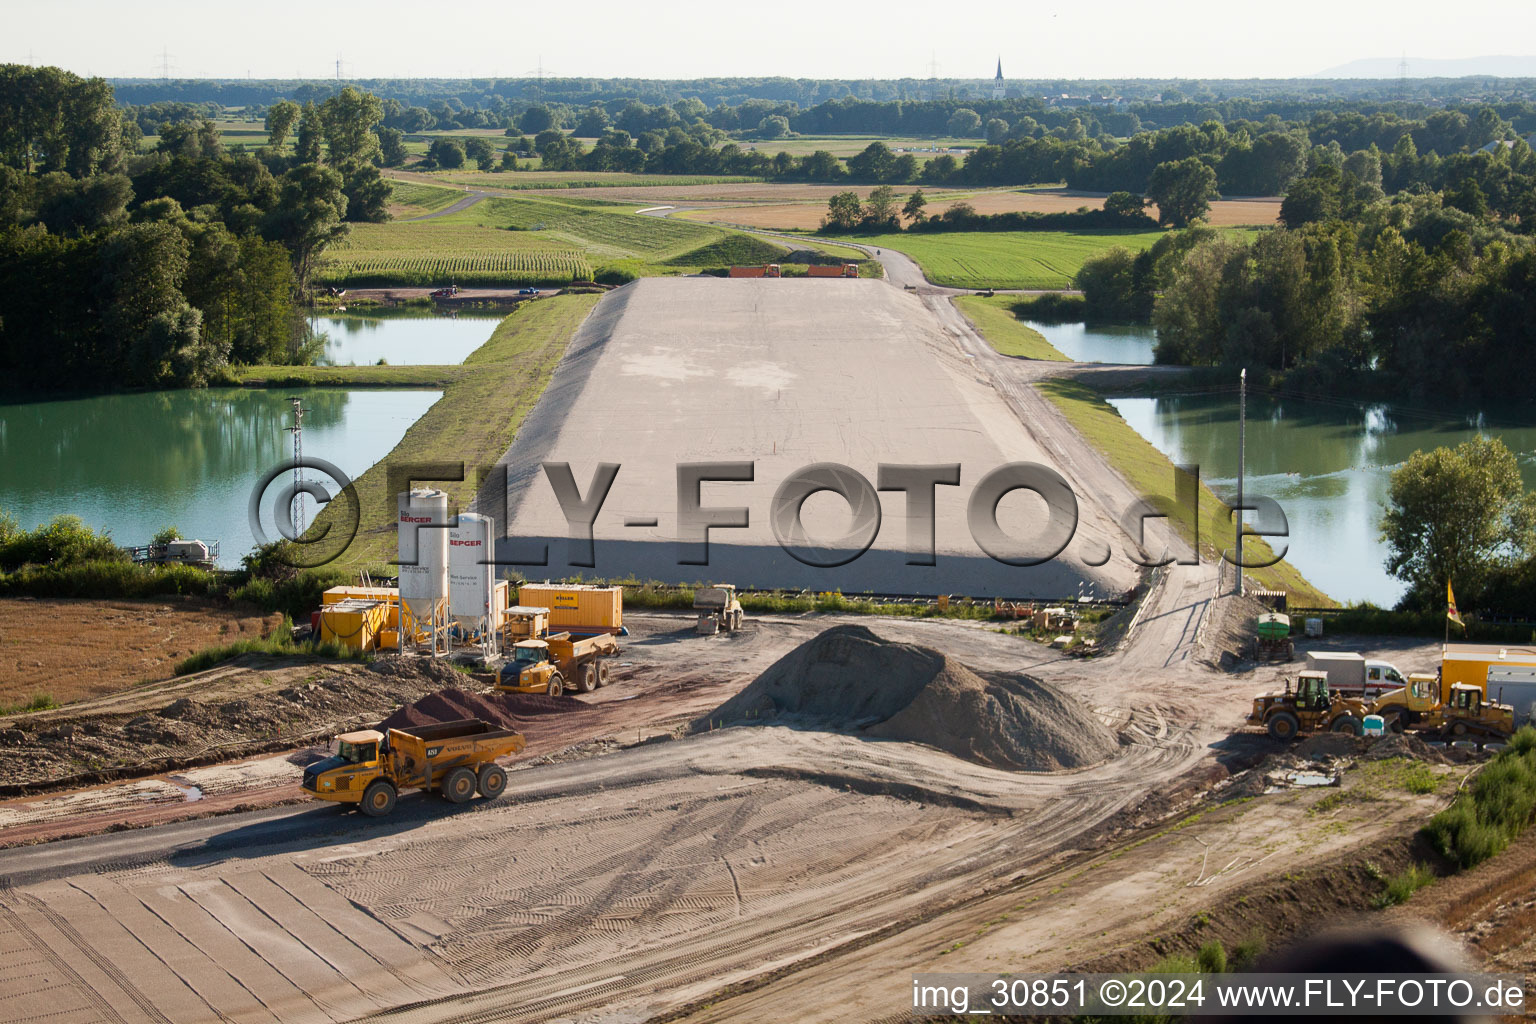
[1235,368,1246,596]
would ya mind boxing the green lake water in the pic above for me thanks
[0,388,440,566]
[311,312,502,366]
[1109,393,1536,606]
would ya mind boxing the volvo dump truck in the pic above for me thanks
[1372,674,1515,740]
[497,632,619,696]
[1249,670,1372,740]
[302,719,525,816]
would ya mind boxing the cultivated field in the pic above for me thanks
[318,222,595,286]
[864,229,1166,290]
[683,189,1283,231]
[435,169,763,190]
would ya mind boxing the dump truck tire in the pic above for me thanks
[1331,715,1363,736]
[443,767,477,803]
[597,660,610,686]
[1378,705,1409,733]
[477,764,507,799]
[577,662,597,694]
[1267,711,1300,741]
[360,780,397,817]
[547,673,564,698]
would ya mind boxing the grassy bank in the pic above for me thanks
[855,229,1164,290]
[1037,376,1331,606]
[292,293,601,567]
[953,295,1068,360]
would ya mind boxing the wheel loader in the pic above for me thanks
[1249,670,1371,740]
[694,584,744,635]
[1372,674,1514,740]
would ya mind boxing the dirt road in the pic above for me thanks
[0,675,1208,1024]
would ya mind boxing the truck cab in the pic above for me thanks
[502,639,559,694]
[1366,660,1408,691]
[302,729,387,801]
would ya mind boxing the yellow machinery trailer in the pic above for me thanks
[1440,643,1536,702]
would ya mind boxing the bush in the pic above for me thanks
[593,263,640,285]
[1228,931,1266,971]
[1423,732,1536,869]
[0,514,126,571]
[0,559,217,599]
[1011,294,1087,323]
[1196,940,1227,974]
[1372,863,1436,908]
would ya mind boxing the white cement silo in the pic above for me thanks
[449,512,496,653]
[398,489,449,651]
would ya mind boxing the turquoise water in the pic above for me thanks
[0,388,440,566]
[1109,393,1536,606]
[311,313,502,366]
[1026,321,1157,365]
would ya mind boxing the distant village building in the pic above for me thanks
[993,59,1005,100]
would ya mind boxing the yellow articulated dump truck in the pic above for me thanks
[497,632,618,696]
[302,719,525,816]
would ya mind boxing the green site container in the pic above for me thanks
[1257,613,1291,639]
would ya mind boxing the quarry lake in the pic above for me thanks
[1027,320,1157,365]
[1109,392,1536,607]
[310,311,503,366]
[0,388,439,566]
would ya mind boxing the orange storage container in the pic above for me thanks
[516,584,623,633]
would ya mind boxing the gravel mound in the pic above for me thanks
[377,687,588,736]
[702,625,1118,771]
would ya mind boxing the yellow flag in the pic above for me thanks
[1447,581,1465,630]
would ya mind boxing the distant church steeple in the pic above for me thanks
[992,57,1005,99]
[995,58,1004,80]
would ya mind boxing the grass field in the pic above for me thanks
[440,195,720,260]
[953,295,1068,360]
[286,294,603,566]
[861,229,1167,290]
[387,181,465,218]
[320,189,841,285]
[1037,377,1331,605]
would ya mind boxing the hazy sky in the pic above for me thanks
[7,0,1534,81]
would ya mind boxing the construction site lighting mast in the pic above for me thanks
[286,396,305,538]
[1235,368,1246,597]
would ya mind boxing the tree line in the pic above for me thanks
[1068,151,1536,401]
[0,67,393,391]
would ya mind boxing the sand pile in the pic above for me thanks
[378,687,587,737]
[702,625,1118,771]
